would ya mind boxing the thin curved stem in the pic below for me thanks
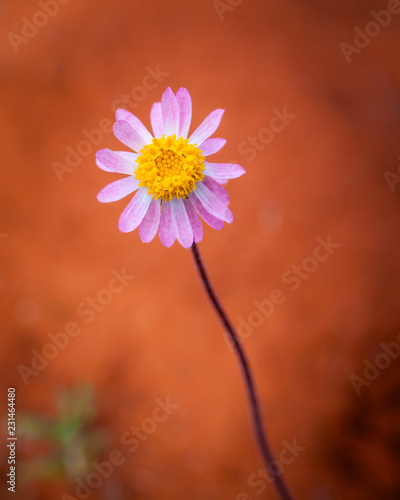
[191,242,294,500]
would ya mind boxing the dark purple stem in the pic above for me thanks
[191,242,294,500]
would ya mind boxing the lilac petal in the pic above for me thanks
[139,198,161,243]
[96,156,113,172]
[96,149,136,174]
[215,178,227,184]
[159,201,176,247]
[183,198,203,243]
[97,176,139,203]
[113,120,147,153]
[176,88,192,139]
[202,176,229,205]
[189,192,224,230]
[193,182,233,223]
[116,151,139,163]
[170,198,193,248]
[204,162,245,179]
[150,102,164,138]
[199,138,226,156]
[115,109,153,144]
[161,87,179,137]
[189,109,224,146]
[118,187,151,233]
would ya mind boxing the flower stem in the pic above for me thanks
[191,242,294,500]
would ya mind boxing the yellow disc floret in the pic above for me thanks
[134,135,205,201]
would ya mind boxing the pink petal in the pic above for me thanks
[161,87,179,137]
[176,88,192,139]
[199,138,226,156]
[113,120,147,153]
[189,192,224,230]
[183,199,203,243]
[96,156,113,172]
[150,102,164,138]
[202,176,229,205]
[115,109,153,144]
[189,109,224,146]
[96,149,136,174]
[158,201,176,247]
[170,198,193,248]
[116,151,139,163]
[193,182,233,223]
[118,187,151,233]
[139,198,161,243]
[204,162,245,179]
[97,176,139,203]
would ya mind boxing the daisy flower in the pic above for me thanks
[96,87,245,248]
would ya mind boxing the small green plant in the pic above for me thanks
[18,384,108,482]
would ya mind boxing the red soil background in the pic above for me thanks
[1,0,400,499]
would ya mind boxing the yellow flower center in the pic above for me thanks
[134,135,205,201]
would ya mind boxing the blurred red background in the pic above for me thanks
[1,0,400,499]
